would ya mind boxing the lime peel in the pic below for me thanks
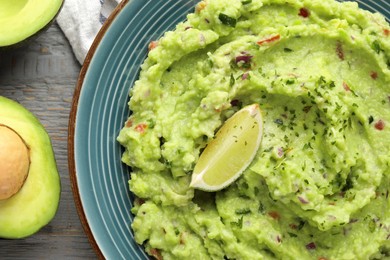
[190,103,263,191]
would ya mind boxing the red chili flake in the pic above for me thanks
[318,257,329,260]
[148,41,159,51]
[257,34,281,45]
[384,29,390,36]
[370,71,378,80]
[149,248,163,260]
[268,211,280,220]
[343,81,350,91]
[135,123,148,133]
[298,7,310,18]
[125,119,133,128]
[306,242,317,250]
[289,223,297,229]
[336,41,344,60]
[374,120,385,130]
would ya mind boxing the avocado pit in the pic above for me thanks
[0,124,30,200]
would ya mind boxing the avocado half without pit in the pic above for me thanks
[0,0,64,48]
[0,96,61,239]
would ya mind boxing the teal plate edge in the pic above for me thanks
[69,0,389,259]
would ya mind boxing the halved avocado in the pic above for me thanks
[0,96,61,239]
[0,0,64,48]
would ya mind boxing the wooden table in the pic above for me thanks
[0,23,97,259]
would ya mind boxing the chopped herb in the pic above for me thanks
[231,216,244,228]
[235,208,252,215]
[368,115,374,124]
[242,0,252,4]
[208,58,214,67]
[297,219,306,230]
[286,78,295,85]
[318,76,326,84]
[258,202,265,213]
[349,88,359,97]
[284,47,294,52]
[219,13,237,27]
[288,232,298,238]
[369,218,376,232]
[303,142,313,149]
[230,73,235,87]
[372,40,382,54]
[274,118,284,125]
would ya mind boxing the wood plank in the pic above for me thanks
[0,23,96,259]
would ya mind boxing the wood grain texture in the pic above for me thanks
[0,23,96,259]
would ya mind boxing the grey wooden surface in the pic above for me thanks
[0,23,97,259]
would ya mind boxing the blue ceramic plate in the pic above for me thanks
[69,0,389,259]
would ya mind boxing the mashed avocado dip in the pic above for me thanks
[117,0,390,259]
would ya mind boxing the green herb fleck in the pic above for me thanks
[242,0,252,4]
[286,78,295,85]
[219,13,237,27]
[288,232,298,237]
[369,218,376,232]
[231,216,244,228]
[372,40,382,54]
[258,202,265,213]
[230,73,235,87]
[274,118,284,125]
[235,208,252,215]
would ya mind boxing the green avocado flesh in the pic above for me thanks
[0,96,60,239]
[0,0,63,47]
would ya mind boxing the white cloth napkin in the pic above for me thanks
[57,0,120,64]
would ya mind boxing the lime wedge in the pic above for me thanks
[190,104,263,191]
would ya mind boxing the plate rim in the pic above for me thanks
[67,0,130,259]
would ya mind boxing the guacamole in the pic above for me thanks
[117,0,390,259]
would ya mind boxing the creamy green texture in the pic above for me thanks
[117,0,390,259]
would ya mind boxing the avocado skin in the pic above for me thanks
[0,0,64,49]
[0,96,61,239]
